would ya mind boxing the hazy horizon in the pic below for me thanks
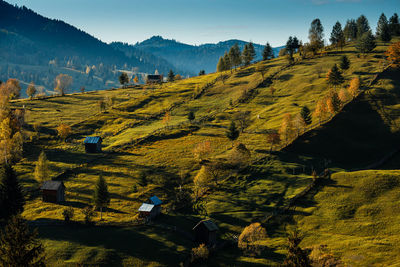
[6,0,400,47]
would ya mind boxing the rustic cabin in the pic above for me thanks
[138,203,157,221]
[193,219,218,246]
[146,75,163,84]
[149,195,162,216]
[41,181,65,203]
[84,136,102,153]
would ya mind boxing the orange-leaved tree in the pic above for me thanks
[279,113,294,144]
[385,41,400,68]
[238,222,267,255]
[57,124,71,142]
[348,77,360,99]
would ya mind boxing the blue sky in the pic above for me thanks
[7,0,400,47]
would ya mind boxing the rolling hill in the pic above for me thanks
[7,37,400,266]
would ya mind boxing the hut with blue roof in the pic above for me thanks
[149,195,162,216]
[84,136,102,153]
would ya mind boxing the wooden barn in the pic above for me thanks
[193,219,218,246]
[84,136,102,153]
[146,75,163,84]
[138,203,158,221]
[149,195,162,216]
[41,181,65,203]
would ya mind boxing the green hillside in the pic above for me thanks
[7,38,400,266]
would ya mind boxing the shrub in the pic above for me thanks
[62,207,74,223]
[191,244,209,263]
[82,206,95,225]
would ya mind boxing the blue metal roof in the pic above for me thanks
[84,136,102,144]
[149,196,162,206]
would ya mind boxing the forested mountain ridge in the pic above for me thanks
[123,35,283,73]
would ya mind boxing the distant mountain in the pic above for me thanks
[0,1,182,94]
[130,36,283,74]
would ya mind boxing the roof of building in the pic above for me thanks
[193,219,218,232]
[149,195,162,206]
[138,203,155,212]
[147,75,162,79]
[40,181,65,191]
[84,136,102,144]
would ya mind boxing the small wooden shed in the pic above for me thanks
[138,203,157,221]
[84,136,102,153]
[40,181,65,203]
[193,219,218,246]
[146,75,163,84]
[149,195,162,216]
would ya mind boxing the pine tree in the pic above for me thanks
[223,52,232,70]
[138,171,147,187]
[326,64,344,88]
[309,18,324,53]
[248,42,256,63]
[356,15,371,38]
[344,19,358,41]
[0,164,24,221]
[229,44,242,69]
[188,111,195,122]
[217,56,225,72]
[0,216,45,266]
[389,13,400,36]
[263,42,274,60]
[198,70,205,76]
[226,121,239,143]
[242,44,250,66]
[167,70,175,82]
[282,230,311,267]
[330,21,345,49]
[376,13,391,42]
[339,55,350,70]
[300,106,312,125]
[356,30,376,54]
[93,174,110,220]
[34,151,48,184]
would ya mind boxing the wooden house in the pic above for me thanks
[84,136,102,153]
[138,203,157,221]
[146,75,163,84]
[193,219,218,246]
[149,195,162,216]
[41,181,65,203]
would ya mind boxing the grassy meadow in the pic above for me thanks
[8,38,400,265]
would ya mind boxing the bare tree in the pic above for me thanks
[54,74,73,96]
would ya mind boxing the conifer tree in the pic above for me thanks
[93,174,110,220]
[282,230,311,267]
[263,42,274,60]
[167,70,175,82]
[0,216,45,266]
[376,13,391,42]
[223,52,232,71]
[356,15,371,38]
[389,13,400,36]
[339,55,350,70]
[226,121,239,144]
[330,21,345,49]
[300,106,312,125]
[188,111,195,122]
[344,19,358,41]
[34,151,49,184]
[248,42,256,63]
[356,30,376,54]
[229,44,242,69]
[0,164,24,221]
[326,64,344,88]
[217,57,225,72]
[138,171,147,187]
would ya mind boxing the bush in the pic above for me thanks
[82,206,95,225]
[191,244,209,263]
[62,207,74,223]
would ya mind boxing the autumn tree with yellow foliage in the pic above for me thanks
[57,124,71,142]
[238,222,267,255]
[193,165,213,199]
[279,113,295,144]
[193,140,212,161]
[385,41,400,67]
[348,77,360,99]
